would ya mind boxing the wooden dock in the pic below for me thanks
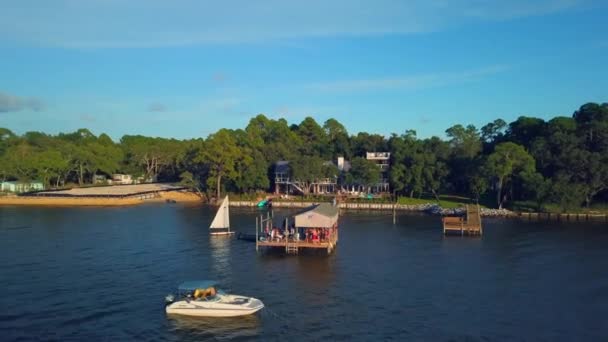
[442,204,482,236]
[256,236,338,254]
[255,203,339,255]
[517,212,608,222]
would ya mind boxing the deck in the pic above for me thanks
[257,236,338,254]
[442,205,482,236]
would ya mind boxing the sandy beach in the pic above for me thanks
[0,196,142,206]
[0,185,203,206]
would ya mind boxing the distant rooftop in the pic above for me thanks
[366,152,390,160]
[274,161,290,174]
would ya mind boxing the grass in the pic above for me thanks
[511,200,608,214]
[229,191,608,214]
[397,194,486,209]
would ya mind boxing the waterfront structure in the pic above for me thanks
[0,181,44,193]
[273,161,337,196]
[273,161,294,194]
[366,152,390,193]
[256,203,339,254]
[442,204,482,236]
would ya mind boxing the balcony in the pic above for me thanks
[366,152,391,160]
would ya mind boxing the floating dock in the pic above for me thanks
[442,204,482,236]
[256,203,339,255]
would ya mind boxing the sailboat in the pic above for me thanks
[210,195,235,236]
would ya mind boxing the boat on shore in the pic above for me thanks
[210,195,234,235]
[165,281,264,317]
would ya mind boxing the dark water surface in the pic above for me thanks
[1,204,607,341]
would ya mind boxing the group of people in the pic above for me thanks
[263,226,332,243]
[303,228,331,243]
[189,287,217,300]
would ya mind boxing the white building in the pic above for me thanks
[1,181,44,193]
[112,174,134,185]
[366,152,391,193]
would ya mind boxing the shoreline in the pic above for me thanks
[232,200,608,221]
[0,190,202,207]
[2,195,607,222]
[231,200,515,217]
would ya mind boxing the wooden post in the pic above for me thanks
[392,203,396,225]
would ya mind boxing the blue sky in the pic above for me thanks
[1,0,607,140]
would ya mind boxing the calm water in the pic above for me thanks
[1,204,607,341]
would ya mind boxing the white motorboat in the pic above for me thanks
[165,281,264,317]
[210,196,235,235]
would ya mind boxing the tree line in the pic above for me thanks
[1,102,607,211]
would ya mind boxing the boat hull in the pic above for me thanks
[166,297,264,317]
[210,231,235,236]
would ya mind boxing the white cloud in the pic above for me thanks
[0,91,44,112]
[306,65,509,92]
[0,0,588,48]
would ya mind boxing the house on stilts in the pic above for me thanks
[256,203,339,255]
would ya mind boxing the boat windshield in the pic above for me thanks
[203,295,221,302]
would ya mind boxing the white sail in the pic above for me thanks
[210,196,230,229]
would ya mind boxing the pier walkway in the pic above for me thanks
[442,204,482,236]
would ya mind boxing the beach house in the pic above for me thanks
[1,181,44,193]
[366,152,391,193]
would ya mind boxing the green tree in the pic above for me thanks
[200,129,241,200]
[445,124,482,196]
[446,124,482,159]
[551,174,586,212]
[485,142,536,209]
[323,118,351,159]
[421,137,450,201]
[506,116,546,149]
[351,132,387,157]
[480,119,507,143]
[388,130,425,197]
[290,156,337,194]
[245,114,302,163]
[121,135,183,182]
[295,117,328,157]
[573,102,608,153]
[521,171,552,211]
[179,171,205,198]
[349,157,381,190]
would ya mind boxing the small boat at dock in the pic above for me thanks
[237,232,257,242]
